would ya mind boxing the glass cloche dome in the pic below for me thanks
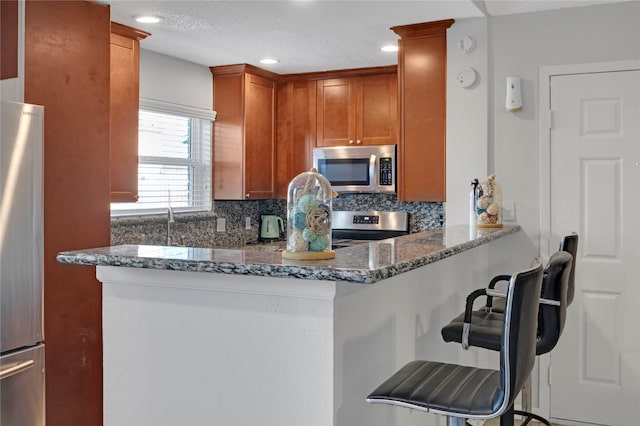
[282,168,335,260]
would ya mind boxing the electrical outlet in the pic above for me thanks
[245,217,251,230]
[216,218,226,232]
[502,201,516,221]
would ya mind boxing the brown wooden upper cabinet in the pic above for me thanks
[1,0,19,80]
[109,22,149,202]
[211,64,277,200]
[316,73,397,147]
[392,19,453,202]
[275,80,316,198]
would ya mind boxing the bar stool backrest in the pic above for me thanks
[536,251,573,355]
[559,234,579,306]
[500,259,544,412]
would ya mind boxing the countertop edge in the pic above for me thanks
[57,225,521,284]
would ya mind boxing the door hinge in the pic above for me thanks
[548,110,554,130]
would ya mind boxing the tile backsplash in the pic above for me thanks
[111,194,443,248]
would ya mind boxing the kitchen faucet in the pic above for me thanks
[167,206,175,246]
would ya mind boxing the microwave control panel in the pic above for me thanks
[379,157,393,186]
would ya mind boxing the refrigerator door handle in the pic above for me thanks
[0,359,35,380]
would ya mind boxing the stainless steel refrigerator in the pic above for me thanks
[0,101,46,425]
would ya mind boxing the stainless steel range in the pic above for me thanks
[331,210,409,249]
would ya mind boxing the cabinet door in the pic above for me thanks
[276,80,316,199]
[109,31,140,202]
[316,78,356,146]
[393,20,452,201]
[1,0,19,80]
[244,73,276,199]
[359,73,398,146]
[213,73,244,200]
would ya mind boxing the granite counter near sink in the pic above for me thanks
[58,225,520,284]
[57,224,534,426]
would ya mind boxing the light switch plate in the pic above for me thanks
[502,201,516,221]
[245,217,251,230]
[217,218,226,232]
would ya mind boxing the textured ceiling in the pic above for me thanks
[106,0,629,74]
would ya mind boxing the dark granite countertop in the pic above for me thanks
[57,224,521,284]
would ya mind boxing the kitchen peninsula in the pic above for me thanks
[58,225,534,426]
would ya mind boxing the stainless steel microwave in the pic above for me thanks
[312,144,396,194]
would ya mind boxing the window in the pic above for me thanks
[111,103,213,216]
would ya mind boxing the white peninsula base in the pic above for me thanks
[97,229,535,426]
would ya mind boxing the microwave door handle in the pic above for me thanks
[369,154,377,188]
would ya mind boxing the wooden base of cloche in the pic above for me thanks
[281,250,336,260]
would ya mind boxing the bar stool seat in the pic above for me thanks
[367,259,544,426]
[369,361,502,416]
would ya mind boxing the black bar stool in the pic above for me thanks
[367,259,544,426]
[441,246,575,426]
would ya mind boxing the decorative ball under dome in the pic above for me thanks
[298,194,320,213]
[302,228,318,243]
[288,229,308,251]
[282,168,335,260]
[292,210,308,230]
[309,234,330,252]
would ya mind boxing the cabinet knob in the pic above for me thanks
[349,139,354,144]
[356,139,362,144]
[246,193,250,198]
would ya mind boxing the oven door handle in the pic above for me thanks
[369,154,377,189]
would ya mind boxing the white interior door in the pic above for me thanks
[549,70,640,426]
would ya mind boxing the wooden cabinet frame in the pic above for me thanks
[109,22,149,202]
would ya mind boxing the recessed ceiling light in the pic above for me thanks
[135,16,161,24]
[259,58,279,65]
[381,45,399,53]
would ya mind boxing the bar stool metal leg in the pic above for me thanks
[500,405,515,426]
[513,377,552,426]
[521,377,532,413]
[446,416,464,426]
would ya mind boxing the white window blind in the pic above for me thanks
[111,107,212,216]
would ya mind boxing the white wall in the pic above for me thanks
[489,1,640,249]
[139,49,213,111]
[446,1,640,249]
[445,18,489,226]
[0,79,20,103]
